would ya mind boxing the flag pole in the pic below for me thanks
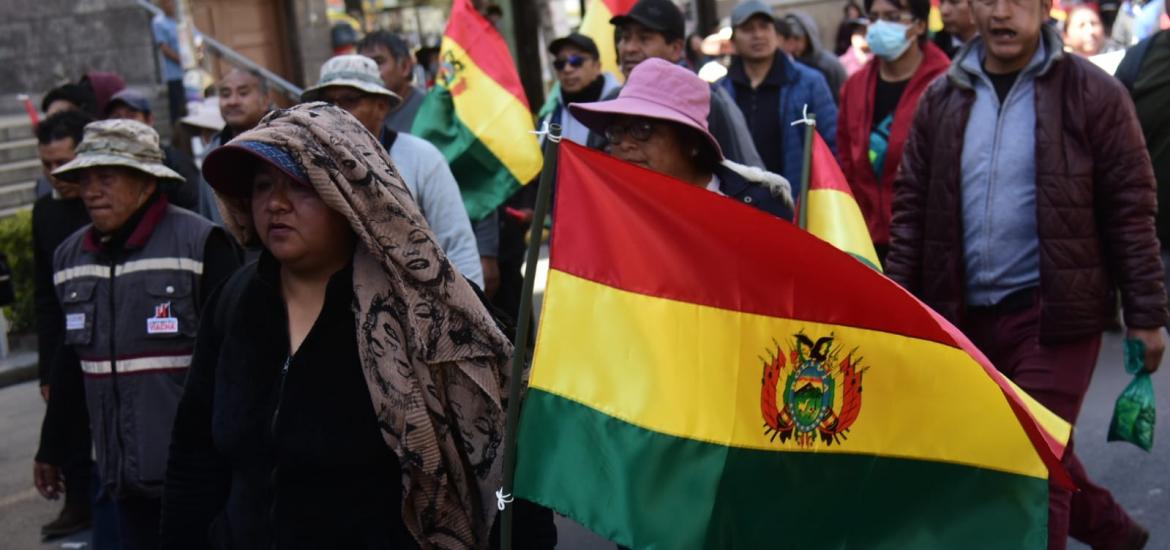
[500,123,561,550]
[797,112,816,230]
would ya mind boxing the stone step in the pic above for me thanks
[0,180,37,211]
[0,115,34,143]
[0,138,37,165]
[0,159,41,188]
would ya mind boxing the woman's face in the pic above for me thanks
[251,163,353,271]
[605,115,700,183]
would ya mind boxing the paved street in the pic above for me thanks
[1,330,1166,549]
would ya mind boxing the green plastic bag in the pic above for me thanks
[1107,339,1156,451]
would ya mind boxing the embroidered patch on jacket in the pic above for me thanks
[66,313,86,331]
[146,302,179,334]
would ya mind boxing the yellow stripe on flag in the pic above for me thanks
[578,0,622,81]
[807,188,882,269]
[443,37,543,184]
[532,270,1054,479]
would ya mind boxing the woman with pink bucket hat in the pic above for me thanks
[570,58,794,220]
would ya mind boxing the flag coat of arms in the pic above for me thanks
[412,0,542,221]
[513,142,1071,549]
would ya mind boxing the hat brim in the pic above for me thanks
[202,143,308,198]
[53,153,184,184]
[609,14,674,37]
[549,36,599,57]
[732,10,775,28]
[301,80,403,108]
[569,96,724,161]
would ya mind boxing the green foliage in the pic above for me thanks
[0,210,35,333]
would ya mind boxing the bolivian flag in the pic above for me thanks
[412,0,542,221]
[802,130,883,271]
[578,0,638,78]
[514,142,1072,549]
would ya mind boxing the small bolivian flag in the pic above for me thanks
[577,0,638,79]
[514,141,1072,550]
[412,0,542,221]
[802,129,883,271]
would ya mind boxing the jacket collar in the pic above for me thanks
[82,193,169,253]
[728,52,792,88]
[948,24,1065,90]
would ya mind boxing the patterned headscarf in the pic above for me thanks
[211,103,512,549]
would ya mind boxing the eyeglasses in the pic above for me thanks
[604,119,657,144]
[554,55,588,71]
[866,11,915,23]
[321,92,365,110]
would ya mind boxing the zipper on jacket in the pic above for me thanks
[107,260,127,477]
[270,356,292,436]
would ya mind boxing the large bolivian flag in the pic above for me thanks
[577,0,638,78]
[412,0,542,221]
[513,142,1072,549]
[802,130,883,271]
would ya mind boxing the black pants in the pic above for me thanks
[115,496,161,550]
[166,79,187,125]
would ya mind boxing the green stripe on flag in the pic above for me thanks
[515,390,1049,550]
[413,86,522,221]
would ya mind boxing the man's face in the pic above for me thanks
[217,70,269,131]
[107,104,153,126]
[77,167,157,233]
[732,15,780,62]
[360,44,414,97]
[940,0,976,37]
[553,45,602,94]
[782,34,809,57]
[38,138,81,199]
[617,22,684,77]
[157,0,175,17]
[1064,7,1104,55]
[320,86,390,136]
[971,0,1049,71]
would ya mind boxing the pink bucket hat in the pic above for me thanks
[569,58,723,160]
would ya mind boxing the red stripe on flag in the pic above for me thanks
[443,0,530,108]
[600,0,638,16]
[550,141,951,344]
[808,131,853,193]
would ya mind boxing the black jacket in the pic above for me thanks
[32,195,90,385]
[161,255,416,550]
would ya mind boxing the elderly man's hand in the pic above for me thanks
[1126,327,1165,373]
[34,462,64,500]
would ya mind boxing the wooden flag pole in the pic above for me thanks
[499,123,561,550]
[797,112,817,230]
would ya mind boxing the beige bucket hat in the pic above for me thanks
[301,54,402,106]
[52,119,184,183]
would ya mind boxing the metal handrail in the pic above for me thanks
[134,0,304,100]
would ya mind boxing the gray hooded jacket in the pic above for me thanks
[786,12,848,102]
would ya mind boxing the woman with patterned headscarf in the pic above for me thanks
[160,103,513,549]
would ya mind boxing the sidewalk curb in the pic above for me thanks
[0,352,38,389]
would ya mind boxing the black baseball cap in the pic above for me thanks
[549,33,601,58]
[104,89,152,117]
[610,0,686,42]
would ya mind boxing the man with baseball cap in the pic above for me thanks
[302,55,484,289]
[594,0,765,169]
[717,0,838,196]
[34,119,239,549]
[104,88,201,211]
[539,33,621,146]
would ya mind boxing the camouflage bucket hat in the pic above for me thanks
[52,119,184,183]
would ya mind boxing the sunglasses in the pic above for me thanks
[553,55,588,71]
[604,119,657,144]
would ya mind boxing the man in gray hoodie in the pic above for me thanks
[782,12,849,102]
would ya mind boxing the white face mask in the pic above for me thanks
[866,20,914,61]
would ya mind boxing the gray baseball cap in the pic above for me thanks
[731,0,775,27]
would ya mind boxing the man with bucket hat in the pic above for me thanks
[593,0,766,170]
[33,119,239,549]
[302,55,485,289]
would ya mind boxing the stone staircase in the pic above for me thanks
[0,86,173,219]
[0,114,39,218]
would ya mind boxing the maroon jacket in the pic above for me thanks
[838,41,950,247]
[886,31,1167,342]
